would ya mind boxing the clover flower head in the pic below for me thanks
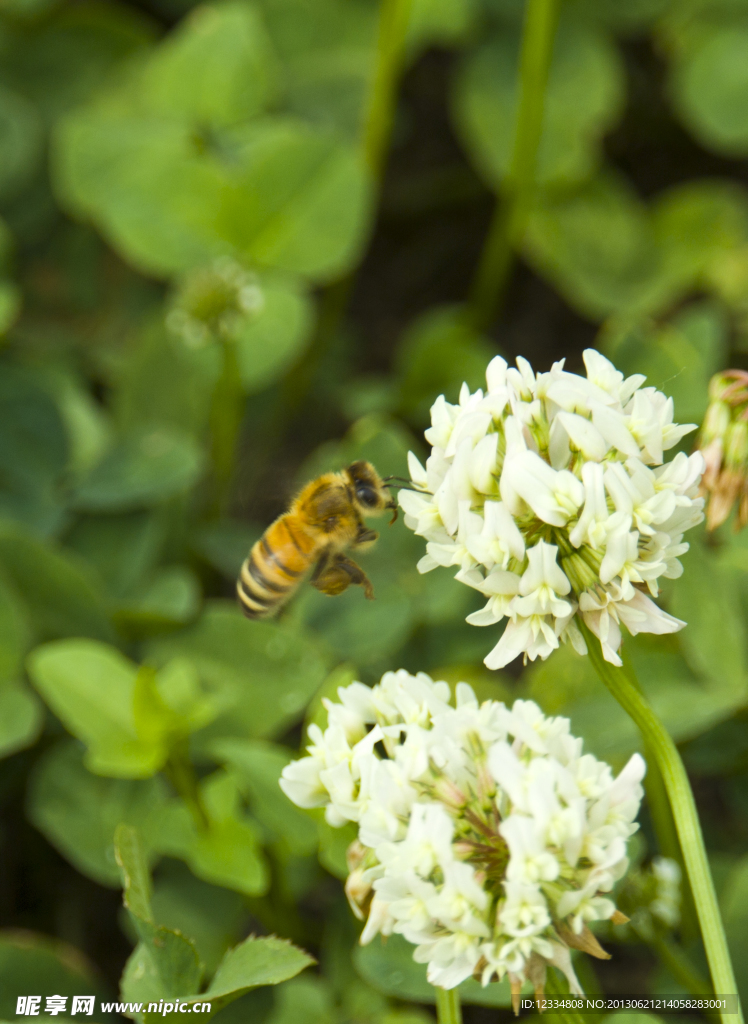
[400,350,705,668]
[166,256,264,348]
[614,855,681,941]
[280,669,645,1000]
[697,369,748,530]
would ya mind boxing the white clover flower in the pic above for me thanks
[281,671,645,999]
[402,350,704,667]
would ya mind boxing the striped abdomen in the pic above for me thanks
[237,515,315,619]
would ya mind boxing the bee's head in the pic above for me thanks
[345,461,397,521]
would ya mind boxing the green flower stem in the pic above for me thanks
[363,0,413,180]
[467,0,559,330]
[640,745,680,859]
[434,987,462,1024]
[279,0,412,423]
[208,336,243,518]
[578,620,741,1022]
[164,745,209,832]
[621,649,699,940]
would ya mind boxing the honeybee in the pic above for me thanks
[237,461,398,619]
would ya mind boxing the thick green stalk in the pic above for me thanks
[640,747,681,863]
[434,987,462,1024]
[363,0,413,180]
[208,336,243,518]
[278,0,412,423]
[578,620,741,1023]
[621,648,699,940]
[467,0,560,330]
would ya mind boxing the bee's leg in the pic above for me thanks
[311,551,350,596]
[335,554,375,599]
[310,550,331,585]
[352,524,378,549]
[312,552,374,600]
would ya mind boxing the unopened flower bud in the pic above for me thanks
[701,398,731,446]
[559,550,599,594]
[725,418,748,469]
[344,867,373,921]
[346,838,367,874]
[698,371,748,530]
[431,774,468,810]
[167,258,264,348]
[344,840,376,921]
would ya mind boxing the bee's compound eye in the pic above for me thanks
[356,485,378,507]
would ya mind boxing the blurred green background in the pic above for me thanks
[2,0,748,1017]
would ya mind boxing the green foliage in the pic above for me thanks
[219,119,373,281]
[150,863,247,977]
[527,630,747,768]
[115,323,222,440]
[27,740,169,885]
[55,70,372,280]
[234,275,313,393]
[28,641,168,777]
[394,305,497,421]
[0,679,43,757]
[454,17,624,189]
[0,932,110,1022]
[0,363,69,535]
[139,3,277,127]
[254,0,376,140]
[0,84,43,202]
[115,825,313,1021]
[201,934,313,1010]
[147,603,330,742]
[721,854,748,1001]
[607,300,729,423]
[524,172,669,320]
[0,1,156,125]
[72,428,205,512]
[211,738,319,856]
[670,27,748,157]
[117,824,204,1013]
[113,566,202,635]
[4,0,748,1009]
[0,525,115,643]
[155,770,270,896]
[671,534,748,687]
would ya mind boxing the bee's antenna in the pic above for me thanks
[384,483,432,495]
[382,475,431,493]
